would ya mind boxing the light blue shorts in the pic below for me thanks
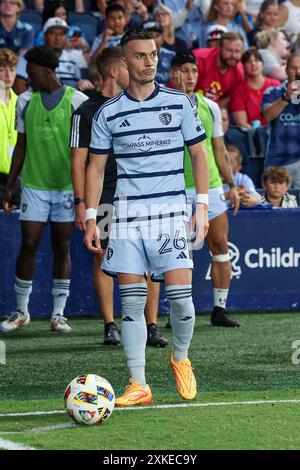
[102,218,193,279]
[19,188,75,222]
[186,187,227,221]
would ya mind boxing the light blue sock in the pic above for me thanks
[119,283,148,387]
[52,279,70,317]
[165,284,195,362]
[15,277,32,314]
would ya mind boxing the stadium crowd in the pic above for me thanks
[1,0,300,346]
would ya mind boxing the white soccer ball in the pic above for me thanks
[64,374,115,425]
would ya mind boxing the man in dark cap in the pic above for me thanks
[1,45,87,334]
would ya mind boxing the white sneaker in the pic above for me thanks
[0,310,30,333]
[50,315,71,333]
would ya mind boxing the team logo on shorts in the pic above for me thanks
[107,247,114,260]
[159,112,172,126]
[21,203,27,213]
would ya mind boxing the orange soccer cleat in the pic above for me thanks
[170,353,197,400]
[115,379,153,407]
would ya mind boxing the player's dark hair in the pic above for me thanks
[24,46,59,70]
[120,28,155,48]
[171,52,196,68]
[96,46,122,80]
[105,3,125,17]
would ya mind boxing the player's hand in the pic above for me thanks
[171,70,186,93]
[229,186,240,215]
[2,189,16,212]
[191,203,209,247]
[75,203,86,232]
[103,28,114,43]
[83,221,102,254]
[240,193,259,207]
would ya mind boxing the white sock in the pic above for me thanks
[15,277,32,314]
[165,285,195,363]
[119,283,148,388]
[52,279,70,317]
[213,288,229,309]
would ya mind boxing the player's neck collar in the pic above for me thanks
[124,82,159,102]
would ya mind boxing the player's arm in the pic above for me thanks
[71,147,88,231]
[213,137,240,215]
[188,141,209,245]
[3,133,26,212]
[83,152,108,254]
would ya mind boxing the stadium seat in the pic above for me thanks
[19,9,42,35]
[68,12,102,45]
[225,126,269,188]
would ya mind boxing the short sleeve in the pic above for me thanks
[15,90,32,133]
[261,85,282,111]
[181,95,207,147]
[89,107,112,154]
[16,54,28,80]
[70,111,91,148]
[204,97,224,138]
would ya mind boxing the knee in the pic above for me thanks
[53,240,70,258]
[20,237,40,257]
[209,234,228,255]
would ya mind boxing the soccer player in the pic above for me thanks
[70,46,168,347]
[84,29,209,406]
[70,47,127,346]
[171,52,241,327]
[0,45,87,333]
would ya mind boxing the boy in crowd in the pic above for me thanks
[224,144,260,207]
[90,3,127,63]
[261,167,298,208]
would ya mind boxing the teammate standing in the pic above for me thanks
[171,52,240,327]
[84,29,209,406]
[1,45,87,333]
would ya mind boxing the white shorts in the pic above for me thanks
[102,218,193,279]
[186,187,227,221]
[19,188,75,222]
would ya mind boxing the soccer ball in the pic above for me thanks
[64,374,115,425]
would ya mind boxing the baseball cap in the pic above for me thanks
[43,18,69,34]
[206,24,228,42]
[143,21,163,33]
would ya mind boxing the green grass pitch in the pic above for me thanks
[0,313,300,450]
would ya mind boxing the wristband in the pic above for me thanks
[196,193,209,206]
[229,182,235,189]
[85,208,97,221]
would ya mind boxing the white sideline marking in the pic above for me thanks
[0,438,36,450]
[0,399,300,419]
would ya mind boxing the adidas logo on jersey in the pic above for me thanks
[119,119,131,127]
[176,251,187,259]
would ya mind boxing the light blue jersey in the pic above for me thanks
[90,83,206,227]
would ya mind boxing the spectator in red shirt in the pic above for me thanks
[231,49,280,127]
[193,31,244,107]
